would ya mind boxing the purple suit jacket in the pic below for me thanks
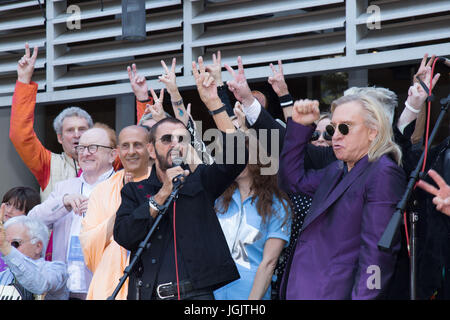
[279,119,406,300]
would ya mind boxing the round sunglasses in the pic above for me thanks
[325,123,351,137]
[310,130,332,141]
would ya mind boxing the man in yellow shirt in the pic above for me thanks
[79,125,152,300]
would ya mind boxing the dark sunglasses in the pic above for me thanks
[158,134,189,145]
[10,237,35,248]
[11,240,22,248]
[325,123,350,137]
[311,130,332,141]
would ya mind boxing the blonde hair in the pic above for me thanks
[331,94,402,165]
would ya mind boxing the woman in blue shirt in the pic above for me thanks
[214,160,291,300]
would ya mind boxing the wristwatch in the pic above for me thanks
[148,196,164,212]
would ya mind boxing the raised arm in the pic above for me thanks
[268,60,293,121]
[158,57,191,126]
[397,54,440,134]
[127,63,153,123]
[193,56,248,199]
[205,51,234,118]
[9,43,53,191]
[278,99,324,195]
[193,56,235,133]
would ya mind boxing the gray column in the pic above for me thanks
[348,69,368,88]
[115,93,136,133]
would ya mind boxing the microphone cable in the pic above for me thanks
[404,56,440,257]
[173,201,181,300]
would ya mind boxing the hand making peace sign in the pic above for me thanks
[17,43,38,84]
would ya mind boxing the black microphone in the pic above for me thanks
[171,151,185,186]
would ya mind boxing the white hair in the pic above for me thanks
[4,216,50,258]
[331,94,402,166]
[53,106,93,135]
[344,86,398,124]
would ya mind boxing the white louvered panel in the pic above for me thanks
[356,0,450,25]
[0,0,45,12]
[53,32,182,66]
[0,73,45,95]
[0,30,45,52]
[204,32,345,68]
[53,10,183,45]
[192,8,345,48]
[0,10,45,32]
[0,1,46,96]
[53,54,183,88]
[192,0,344,24]
[356,15,450,51]
[52,0,181,24]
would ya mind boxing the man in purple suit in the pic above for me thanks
[278,95,406,299]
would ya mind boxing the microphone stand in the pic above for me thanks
[107,178,184,300]
[378,93,450,300]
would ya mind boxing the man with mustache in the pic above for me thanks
[113,57,248,300]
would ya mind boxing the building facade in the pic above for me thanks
[0,0,449,194]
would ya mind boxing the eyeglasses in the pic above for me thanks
[157,134,189,145]
[74,144,114,154]
[325,123,352,137]
[311,130,332,141]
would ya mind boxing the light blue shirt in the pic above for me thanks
[214,189,291,300]
[0,247,69,300]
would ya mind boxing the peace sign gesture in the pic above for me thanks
[268,60,289,97]
[146,88,167,122]
[205,51,224,86]
[224,56,254,107]
[159,58,178,95]
[18,43,38,84]
[192,56,220,109]
[127,63,149,101]
[413,54,440,91]
[417,169,450,216]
